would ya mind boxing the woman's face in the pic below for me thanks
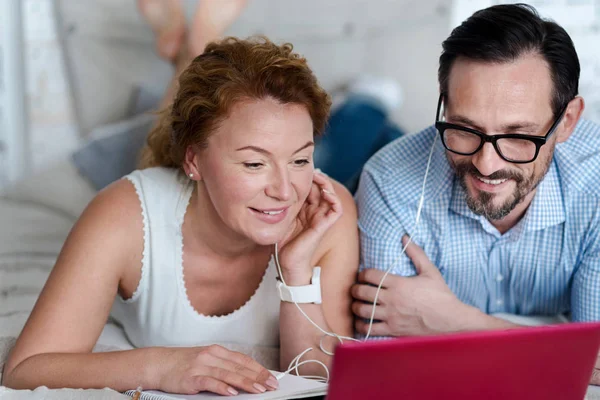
[196,97,315,245]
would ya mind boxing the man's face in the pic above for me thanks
[444,54,562,221]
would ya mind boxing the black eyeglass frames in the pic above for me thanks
[434,94,568,164]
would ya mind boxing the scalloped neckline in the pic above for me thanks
[176,182,272,320]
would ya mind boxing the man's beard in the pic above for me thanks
[453,152,553,221]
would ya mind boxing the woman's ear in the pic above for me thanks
[184,145,202,181]
[557,96,585,143]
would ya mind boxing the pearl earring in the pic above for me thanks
[188,173,194,179]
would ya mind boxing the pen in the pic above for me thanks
[132,386,143,400]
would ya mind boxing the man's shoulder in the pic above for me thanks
[361,125,453,204]
[555,119,600,198]
[364,125,438,181]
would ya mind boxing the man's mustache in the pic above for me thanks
[454,163,524,184]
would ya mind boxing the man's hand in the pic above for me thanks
[592,353,600,386]
[352,236,481,337]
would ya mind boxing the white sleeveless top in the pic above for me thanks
[111,167,281,348]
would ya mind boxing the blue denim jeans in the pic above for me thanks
[314,95,404,193]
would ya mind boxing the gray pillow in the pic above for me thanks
[71,113,155,190]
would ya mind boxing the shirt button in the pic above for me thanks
[496,299,504,306]
[496,274,504,282]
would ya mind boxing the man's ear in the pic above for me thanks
[183,145,202,181]
[556,96,585,143]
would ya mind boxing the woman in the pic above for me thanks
[2,12,358,398]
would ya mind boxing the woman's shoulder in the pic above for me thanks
[82,167,186,232]
[82,167,188,242]
[80,177,144,236]
[50,177,145,292]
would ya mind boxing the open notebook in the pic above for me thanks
[124,372,327,400]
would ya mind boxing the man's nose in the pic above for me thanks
[471,142,506,176]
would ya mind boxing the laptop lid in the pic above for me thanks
[327,322,600,400]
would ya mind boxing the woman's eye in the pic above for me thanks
[243,162,264,169]
[294,159,310,166]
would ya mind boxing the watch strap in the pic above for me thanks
[276,267,322,304]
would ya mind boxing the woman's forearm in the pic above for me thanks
[2,347,168,392]
[279,302,338,378]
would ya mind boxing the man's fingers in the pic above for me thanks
[354,319,391,337]
[402,235,426,274]
[352,300,387,320]
[357,269,388,287]
[402,235,440,277]
[590,369,600,386]
[351,283,385,304]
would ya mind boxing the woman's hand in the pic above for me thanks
[277,170,343,285]
[157,345,278,396]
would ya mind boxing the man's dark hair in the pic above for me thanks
[439,3,579,117]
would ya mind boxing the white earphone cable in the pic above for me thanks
[276,134,438,381]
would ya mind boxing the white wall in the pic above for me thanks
[3,0,599,187]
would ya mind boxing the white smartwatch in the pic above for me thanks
[276,267,322,304]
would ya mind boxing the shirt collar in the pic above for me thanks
[449,159,565,237]
[520,160,565,232]
[422,131,456,203]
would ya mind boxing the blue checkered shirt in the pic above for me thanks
[356,119,600,323]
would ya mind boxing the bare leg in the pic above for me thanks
[137,0,186,61]
[138,0,248,168]
[141,0,249,110]
[164,0,248,109]
[187,0,249,58]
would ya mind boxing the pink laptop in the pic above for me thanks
[326,322,600,400]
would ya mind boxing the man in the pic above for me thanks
[352,3,600,385]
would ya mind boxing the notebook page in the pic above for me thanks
[125,372,327,400]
